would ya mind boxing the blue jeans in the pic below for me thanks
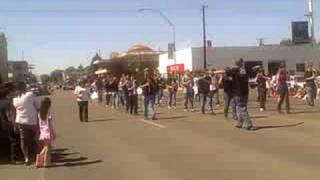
[119,91,127,107]
[208,90,217,111]
[184,92,194,109]
[144,95,156,119]
[234,95,252,128]
[169,91,177,107]
[111,92,119,108]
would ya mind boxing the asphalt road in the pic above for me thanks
[1,90,320,180]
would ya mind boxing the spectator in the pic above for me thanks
[74,81,91,122]
[36,97,55,168]
[13,82,41,165]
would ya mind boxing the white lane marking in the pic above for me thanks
[138,119,166,129]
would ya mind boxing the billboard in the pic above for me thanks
[167,64,185,74]
[292,21,310,44]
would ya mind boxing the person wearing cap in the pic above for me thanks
[304,64,317,106]
[197,72,213,114]
[233,58,255,130]
[276,63,290,113]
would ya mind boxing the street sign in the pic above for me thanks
[167,64,184,74]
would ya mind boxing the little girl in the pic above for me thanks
[36,97,55,168]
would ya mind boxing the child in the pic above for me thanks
[36,97,55,168]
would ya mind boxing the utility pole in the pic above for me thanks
[202,5,208,70]
[257,38,265,46]
[306,0,316,45]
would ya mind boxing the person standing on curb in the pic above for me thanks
[233,58,255,131]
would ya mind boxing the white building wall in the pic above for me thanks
[160,45,320,75]
[158,48,193,74]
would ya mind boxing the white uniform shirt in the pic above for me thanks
[13,92,41,125]
[74,86,90,101]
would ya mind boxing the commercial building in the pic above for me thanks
[159,45,320,77]
[0,33,8,82]
[93,44,159,81]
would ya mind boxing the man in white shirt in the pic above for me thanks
[74,81,90,122]
[13,82,41,165]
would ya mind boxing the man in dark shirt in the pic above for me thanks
[198,72,211,114]
[304,64,317,106]
[140,76,157,120]
[233,58,255,130]
[219,67,237,119]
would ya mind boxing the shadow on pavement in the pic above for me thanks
[254,122,304,131]
[88,119,114,123]
[160,116,187,120]
[49,148,102,168]
[288,111,320,115]
[251,116,268,119]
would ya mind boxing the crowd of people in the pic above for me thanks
[1,57,319,167]
[0,80,55,167]
[74,58,320,132]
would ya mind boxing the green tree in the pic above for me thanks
[50,69,64,83]
[40,74,51,84]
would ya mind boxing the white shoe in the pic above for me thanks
[168,106,172,109]
[259,108,264,112]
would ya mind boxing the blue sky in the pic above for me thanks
[0,0,319,74]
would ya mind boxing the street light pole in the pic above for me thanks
[202,5,208,70]
[138,8,176,74]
